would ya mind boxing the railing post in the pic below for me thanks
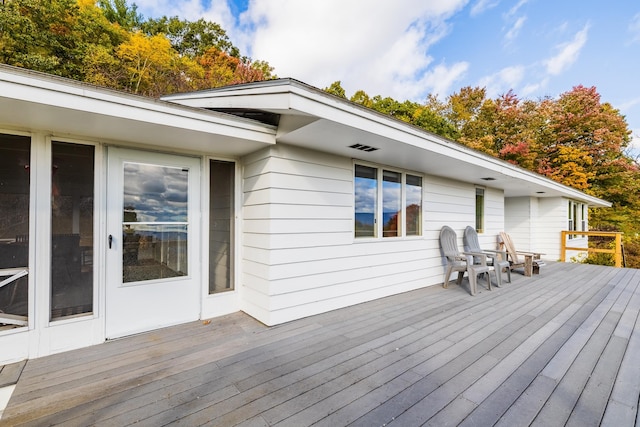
[615,233,622,268]
[560,231,566,262]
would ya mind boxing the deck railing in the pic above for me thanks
[560,230,623,267]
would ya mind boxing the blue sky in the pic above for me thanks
[133,0,640,150]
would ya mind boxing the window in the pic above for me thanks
[354,164,422,238]
[475,188,485,233]
[382,170,401,237]
[51,142,95,320]
[355,165,377,238]
[209,160,235,294]
[568,200,586,239]
[406,175,422,236]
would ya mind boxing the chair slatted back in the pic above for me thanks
[499,231,521,264]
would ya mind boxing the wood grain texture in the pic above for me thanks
[2,262,639,426]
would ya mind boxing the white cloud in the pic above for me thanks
[629,13,640,44]
[618,96,640,112]
[544,24,589,76]
[631,130,640,148]
[520,78,549,97]
[504,16,526,43]
[478,65,525,97]
[504,0,529,19]
[236,0,469,101]
[470,0,500,17]
[132,0,472,101]
[420,62,469,99]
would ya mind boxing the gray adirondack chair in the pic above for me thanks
[439,226,491,296]
[463,226,510,287]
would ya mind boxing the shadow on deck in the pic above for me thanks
[2,262,639,426]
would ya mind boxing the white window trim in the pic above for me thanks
[353,161,424,240]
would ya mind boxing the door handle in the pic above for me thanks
[108,234,113,249]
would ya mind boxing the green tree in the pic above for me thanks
[98,0,142,30]
[0,0,80,75]
[141,16,238,57]
[324,81,347,98]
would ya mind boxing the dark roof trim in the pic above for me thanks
[207,108,280,126]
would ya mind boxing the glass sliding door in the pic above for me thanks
[0,134,30,330]
[209,160,234,294]
[50,142,95,320]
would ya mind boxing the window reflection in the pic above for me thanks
[123,163,188,223]
[122,224,187,282]
[383,170,401,237]
[406,175,422,236]
[355,165,377,238]
[122,163,189,283]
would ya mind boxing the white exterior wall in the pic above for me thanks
[505,197,535,253]
[535,198,567,261]
[505,196,588,261]
[241,144,506,326]
[481,187,505,250]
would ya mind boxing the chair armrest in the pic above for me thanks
[480,249,508,261]
[463,251,488,266]
[515,250,545,259]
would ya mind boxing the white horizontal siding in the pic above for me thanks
[505,197,533,251]
[505,196,580,261]
[479,187,504,250]
[240,144,507,326]
[536,198,566,260]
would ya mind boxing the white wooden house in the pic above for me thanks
[0,65,609,363]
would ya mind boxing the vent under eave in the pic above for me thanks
[349,143,379,152]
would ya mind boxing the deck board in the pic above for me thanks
[2,262,640,426]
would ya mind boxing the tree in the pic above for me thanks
[324,81,346,98]
[98,0,142,30]
[141,16,238,57]
[0,0,80,75]
[116,31,186,96]
[194,47,271,89]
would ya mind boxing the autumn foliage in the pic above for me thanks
[0,0,274,97]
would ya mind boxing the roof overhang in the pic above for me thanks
[0,64,276,156]
[164,79,611,208]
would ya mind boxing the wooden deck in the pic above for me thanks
[2,262,640,426]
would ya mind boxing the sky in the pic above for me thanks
[132,0,640,151]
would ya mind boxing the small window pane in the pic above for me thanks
[383,170,401,237]
[123,224,188,282]
[51,142,95,320]
[355,165,377,238]
[475,188,485,233]
[406,175,422,236]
